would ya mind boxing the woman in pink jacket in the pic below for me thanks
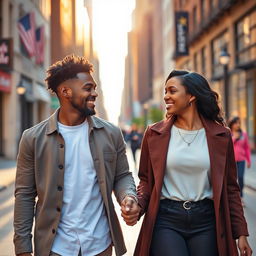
[228,117,251,202]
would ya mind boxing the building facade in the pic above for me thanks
[50,0,107,120]
[174,0,256,149]
[0,0,51,159]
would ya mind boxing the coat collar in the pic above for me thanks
[46,108,104,135]
[150,114,228,136]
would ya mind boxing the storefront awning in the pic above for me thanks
[35,84,51,103]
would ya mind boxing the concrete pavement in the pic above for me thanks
[0,150,255,255]
[1,153,256,191]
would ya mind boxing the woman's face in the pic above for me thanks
[164,76,193,116]
[232,120,241,131]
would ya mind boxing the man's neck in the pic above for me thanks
[58,107,87,126]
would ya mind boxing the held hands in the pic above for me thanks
[121,196,141,226]
[238,236,252,256]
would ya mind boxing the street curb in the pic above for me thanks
[245,185,256,192]
[0,185,7,192]
[0,181,15,192]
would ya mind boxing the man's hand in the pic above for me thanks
[121,196,141,226]
[238,236,252,256]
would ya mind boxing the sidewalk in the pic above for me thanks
[0,153,256,191]
[244,153,256,190]
[0,158,16,192]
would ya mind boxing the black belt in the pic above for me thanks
[160,198,213,210]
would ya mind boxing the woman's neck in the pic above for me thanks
[174,110,203,130]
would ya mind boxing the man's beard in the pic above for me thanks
[70,99,96,117]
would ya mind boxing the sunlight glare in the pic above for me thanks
[92,0,135,124]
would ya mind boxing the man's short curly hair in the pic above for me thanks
[45,54,93,93]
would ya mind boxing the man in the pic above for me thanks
[14,55,140,256]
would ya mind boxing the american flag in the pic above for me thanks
[18,12,36,57]
[35,26,45,64]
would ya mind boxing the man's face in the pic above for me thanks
[67,72,98,117]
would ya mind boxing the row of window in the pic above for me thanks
[182,8,256,77]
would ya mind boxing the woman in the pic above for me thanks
[228,117,251,202]
[134,70,252,256]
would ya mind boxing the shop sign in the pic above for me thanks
[175,12,189,56]
[0,70,11,93]
[0,38,13,70]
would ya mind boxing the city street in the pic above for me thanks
[0,148,256,255]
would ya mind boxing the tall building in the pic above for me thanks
[50,0,107,120]
[120,0,175,126]
[0,0,51,159]
[173,0,256,149]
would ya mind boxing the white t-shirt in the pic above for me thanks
[51,120,111,256]
[161,125,213,201]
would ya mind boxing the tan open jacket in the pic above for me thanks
[14,109,136,256]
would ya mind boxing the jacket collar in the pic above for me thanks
[150,114,228,136]
[46,108,104,135]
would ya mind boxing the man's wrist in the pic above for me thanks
[124,194,138,204]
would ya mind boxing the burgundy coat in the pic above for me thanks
[134,116,249,256]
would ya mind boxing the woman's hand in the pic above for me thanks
[238,236,252,256]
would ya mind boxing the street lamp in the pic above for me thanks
[16,82,26,95]
[219,48,230,119]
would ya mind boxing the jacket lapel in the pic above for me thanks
[201,118,229,211]
[148,116,175,194]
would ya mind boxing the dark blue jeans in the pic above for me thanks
[150,199,218,256]
[236,161,245,197]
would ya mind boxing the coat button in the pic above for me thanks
[52,229,56,234]
[56,207,61,212]
[60,144,64,148]
[57,186,63,191]
[58,164,63,169]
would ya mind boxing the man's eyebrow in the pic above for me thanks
[82,82,96,87]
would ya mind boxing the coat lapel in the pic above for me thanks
[148,116,175,194]
[201,118,229,211]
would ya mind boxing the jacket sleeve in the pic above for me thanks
[113,128,137,205]
[137,127,151,216]
[244,132,251,165]
[226,132,249,239]
[14,130,37,255]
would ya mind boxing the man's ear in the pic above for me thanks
[59,86,72,99]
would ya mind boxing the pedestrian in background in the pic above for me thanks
[13,55,140,256]
[134,70,252,256]
[127,123,143,164]
[228,116,251,205]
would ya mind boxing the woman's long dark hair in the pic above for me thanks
[166,70,225,125]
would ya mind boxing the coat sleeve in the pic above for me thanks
[14,130,37,255]
[113,128,137,205]
[137,127,152,216]
[226,132,249,239]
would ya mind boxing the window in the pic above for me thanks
[236,9,256,65]
[200,0,206,22]
[211,31,229,77]
[182,59,192,71]
[201,46,206,75]
[193,6,197,31]
[194,52,200,72]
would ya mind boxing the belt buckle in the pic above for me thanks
[183,200,191,210]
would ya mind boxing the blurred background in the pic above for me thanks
[0,0,256,255]
[0,0,256,160]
